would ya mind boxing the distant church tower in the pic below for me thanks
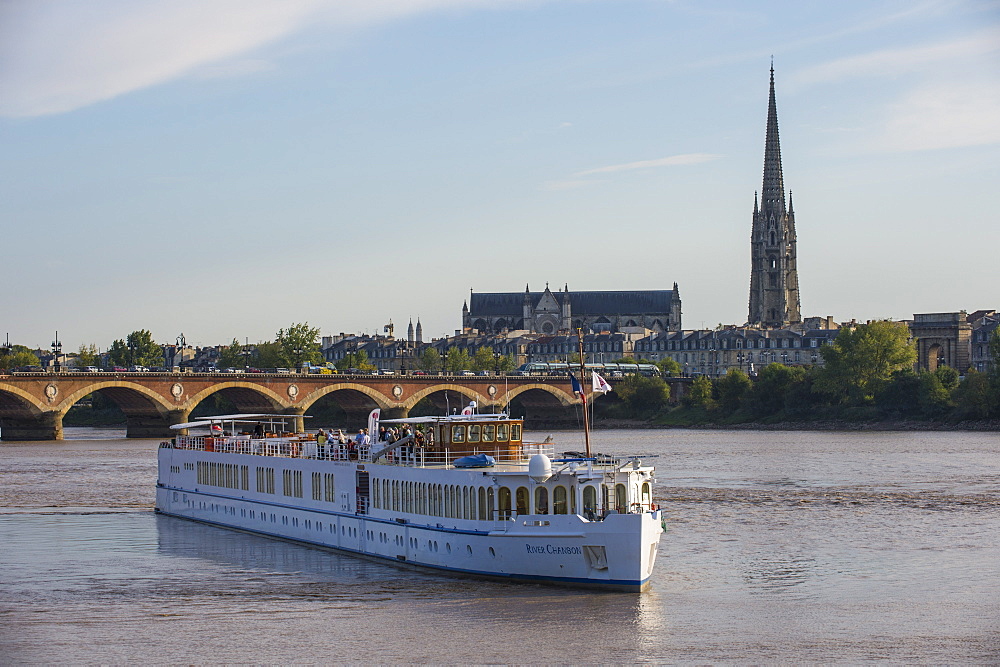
[748,64,801,328]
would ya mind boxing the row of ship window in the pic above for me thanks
[371,479,653,519]
[180,496,498,559]
[197,463,331,502]
[195,462,654,518]
[448,423,521,445]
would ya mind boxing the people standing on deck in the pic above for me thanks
[411,428,423,463]
[316,429,327,459]
[253,423,264,438]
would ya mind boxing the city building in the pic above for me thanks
[633,327,838,378]
[910,312,973,373]
[967,311,997,374]
[463,283,682,335]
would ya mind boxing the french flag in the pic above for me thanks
[568,372,586,403]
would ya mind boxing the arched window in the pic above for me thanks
[615,483,627,513]
[583,485,597,516]
[553,486,568,514]
[641,482,651,509]
[498,487,512,519]
[535,487,549,514]
[478,487,487,520]
[515,487,529,516]
[486,486,495,519]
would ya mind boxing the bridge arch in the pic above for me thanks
[404,383,486,413]
[0,384,52,440]
[500,383,580,425]
[299,382,394,411]
[62,381,178,438]
[298,383,395,429]
[57,381,173,416]
[185,382,287,415]
[500,383,576,407]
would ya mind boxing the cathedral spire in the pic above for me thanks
[761,62,786,218]
[748,63,801,328]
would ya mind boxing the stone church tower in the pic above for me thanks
[748,65,801,328]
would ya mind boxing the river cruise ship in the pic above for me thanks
[156,410,663,591]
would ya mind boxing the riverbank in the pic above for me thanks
[581,418,1000,431]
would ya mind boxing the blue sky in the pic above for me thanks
[2,0,998,352]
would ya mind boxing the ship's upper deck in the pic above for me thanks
[162,412,649,474]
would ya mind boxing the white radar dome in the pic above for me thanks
[528,454,552,483]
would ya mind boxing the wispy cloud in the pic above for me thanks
[540,152,722,191]
[880,78,1000,151]
[0,0,532,118]
[192,58,279,81]
[573,153,722,177]
[540,179,601,191]
[789,25,1000,87]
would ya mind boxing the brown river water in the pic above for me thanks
[1,427,998,664]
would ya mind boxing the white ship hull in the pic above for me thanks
[156,445,662,591]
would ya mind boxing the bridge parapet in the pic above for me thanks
[0,372,592,441]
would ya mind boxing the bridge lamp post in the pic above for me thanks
[51,332,62,373]
[737,351,744,372]
[176,334,186,369]
[494,348,501,375]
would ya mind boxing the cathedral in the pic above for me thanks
[463,283,682,335]
[748,64,802,328]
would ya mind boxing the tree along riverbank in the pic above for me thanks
[529,416,1000,432]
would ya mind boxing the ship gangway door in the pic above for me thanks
[356,471,370,515]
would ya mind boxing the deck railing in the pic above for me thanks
[167,435,556,467]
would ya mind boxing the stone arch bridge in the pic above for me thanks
[0,372,598,441]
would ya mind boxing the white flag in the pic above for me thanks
[592,371,612,393]
[367,408,380,438]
